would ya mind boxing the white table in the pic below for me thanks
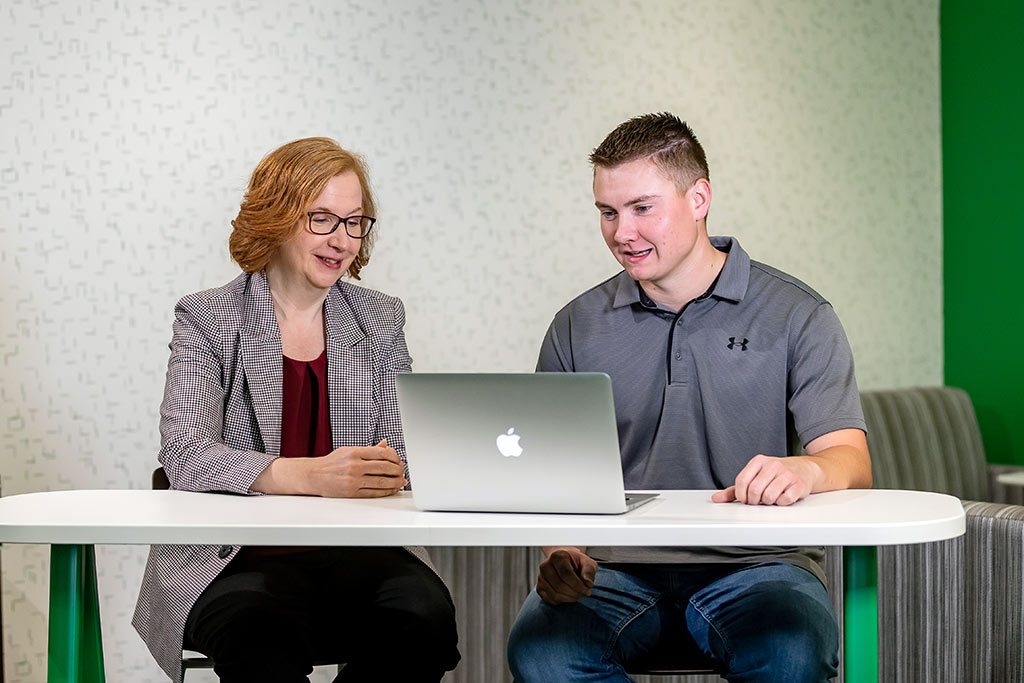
[0,488,965,683]
[997,471,1024,487]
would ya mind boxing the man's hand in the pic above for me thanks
[712,428,871,506]
[712,454,818,506]
[252,439,407,498]
[536,547,598,604]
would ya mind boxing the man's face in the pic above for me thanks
[594,158,705,290]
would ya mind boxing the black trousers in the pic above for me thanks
[184,547,460,683]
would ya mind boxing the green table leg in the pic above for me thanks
[48,545,105,683]
[843,546,878,683]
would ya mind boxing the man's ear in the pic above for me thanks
[689,179,712,221]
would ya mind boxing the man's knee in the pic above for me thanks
[752,593,838,681]
[689,565,838,682]
[727,584,837,680]
[508,589,627,680]
[509,566,668,680]
[507,590,579,678]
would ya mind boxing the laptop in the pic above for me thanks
[395,373,658,514]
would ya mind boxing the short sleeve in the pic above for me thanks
[787,303,867,446]
[536,310,573,372]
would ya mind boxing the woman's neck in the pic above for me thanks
[264,265,329,360]
[265,264,329,323]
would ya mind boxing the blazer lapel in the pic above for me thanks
[325,284,371,449]
[239,272,284,457]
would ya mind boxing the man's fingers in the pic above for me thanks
[711,486,737,503]
[538,551,593,599]
[537,572,585,604]
[551,556,591,595]
[744,473,771,504]
[760,476,791,506]
[569,552,597,588]
[732,459,763,503]
[729,454,813,506]
[578,560,597,587]
[734,455,786,504]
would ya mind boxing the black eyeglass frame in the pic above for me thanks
[306,211,377,238]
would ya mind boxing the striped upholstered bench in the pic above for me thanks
[861,386,1024,682]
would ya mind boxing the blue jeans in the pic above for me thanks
[507,561,838,683]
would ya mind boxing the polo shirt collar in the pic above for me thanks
[708,236,750,303]
[610,235,751,309]
[612,271,643,308]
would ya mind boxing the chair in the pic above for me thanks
[857,387,1024,681]
[626,636,723,679]
[179,650,341,681]
[152,467,343,680]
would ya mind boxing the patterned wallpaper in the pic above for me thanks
[0,0,940,680]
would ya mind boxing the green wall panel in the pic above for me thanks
[942,0,1024,465]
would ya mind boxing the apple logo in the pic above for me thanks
[496,427,523,458]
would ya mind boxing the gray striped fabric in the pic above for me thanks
[863,387,1024,683]
[861,386,989,499]
[989,464,1024,506]
[432,547,536,683]
[879,502,1024,682]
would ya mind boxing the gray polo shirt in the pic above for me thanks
[537,236,866,583]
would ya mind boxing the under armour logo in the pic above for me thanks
[727,337,749,351]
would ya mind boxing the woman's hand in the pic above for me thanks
[308,439,407,498]
[250,439,407,498]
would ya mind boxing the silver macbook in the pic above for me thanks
[396,373,658,514]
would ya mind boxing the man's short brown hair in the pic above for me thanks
[590,113,709,193]
[229,137,377,279]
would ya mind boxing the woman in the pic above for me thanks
[133,138,460,683]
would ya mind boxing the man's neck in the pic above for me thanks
[640,238,727,312]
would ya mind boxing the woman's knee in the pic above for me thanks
[375,573,460,671]
[379,569,457,639]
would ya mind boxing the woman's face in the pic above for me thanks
[269,171,364,294]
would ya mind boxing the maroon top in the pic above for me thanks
[242,350,331,558]
[280,349,332,459]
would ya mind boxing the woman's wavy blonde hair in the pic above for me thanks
[229,137,377,279]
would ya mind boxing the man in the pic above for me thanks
[506,113,871,682]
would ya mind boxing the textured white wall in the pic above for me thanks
[0,0,940,680]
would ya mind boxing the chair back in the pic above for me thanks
[860,386,989,500]
[152,467,171,491]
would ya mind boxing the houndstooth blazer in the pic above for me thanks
[132,270,433,683]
